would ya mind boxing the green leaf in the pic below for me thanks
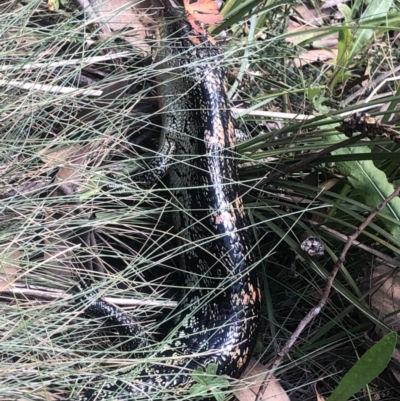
[329,25,353,89]
[337,27,352,65]
[323,128,400,241]
[192,373,208,386]
[327,332,397,401]
[195,366,204,374]
[350,0,366,19]
[307,87,330,113]
[206,363,218,376]
[307,86,320,104]
[335,72,353,82]
[190,384,205,396]
[192,366,207,385]
[212,376,230,387]
[313,94,330,114]
[330,0,393,91]
[337,4,352,22]
[349,0,394,60]
[191,364,230,399]
[213,0,288,34]
[213,390,226,401]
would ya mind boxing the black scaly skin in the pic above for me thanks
[74,7,261,401]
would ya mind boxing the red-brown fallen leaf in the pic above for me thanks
[185,0,219,12]
[184,0,223,33]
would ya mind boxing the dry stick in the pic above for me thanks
[0,180,51,199]
[255,185,400,401]
[0,52,131,72]
[1,284,177,308]
[315,224,400,268]
[0,80,103,96]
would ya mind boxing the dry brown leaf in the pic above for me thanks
[43,235,76,281]
[392,347,400,372]
[234,358,290,401]
[313,38,338,48]
[391,364,400,382]
[371,264,400,333]
[0,245,20,287]
[319,178,340,191]
[286,20,337,45]
[84,0,156,54]
[294,4,323,26]
[371,265,400,384]
[40,144,82,168]
[314,381,326,401]
[286,20,338,61]
[40,143,96,194]
[293,49,338,68]
[286,20,316,44]
[183,0,223,35]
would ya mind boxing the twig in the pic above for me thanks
[235,102,382,121]
[0,52,132,72]
[0,180,51,199]
[341,64,400,107]
[255,186,400,401]
[315,224,400,268]
[0,80,103,96]
[233,108,314,121]
[1,284,177,309]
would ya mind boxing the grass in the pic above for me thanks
[1,0,400,400]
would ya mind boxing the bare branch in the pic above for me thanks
[255,185,400,401]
